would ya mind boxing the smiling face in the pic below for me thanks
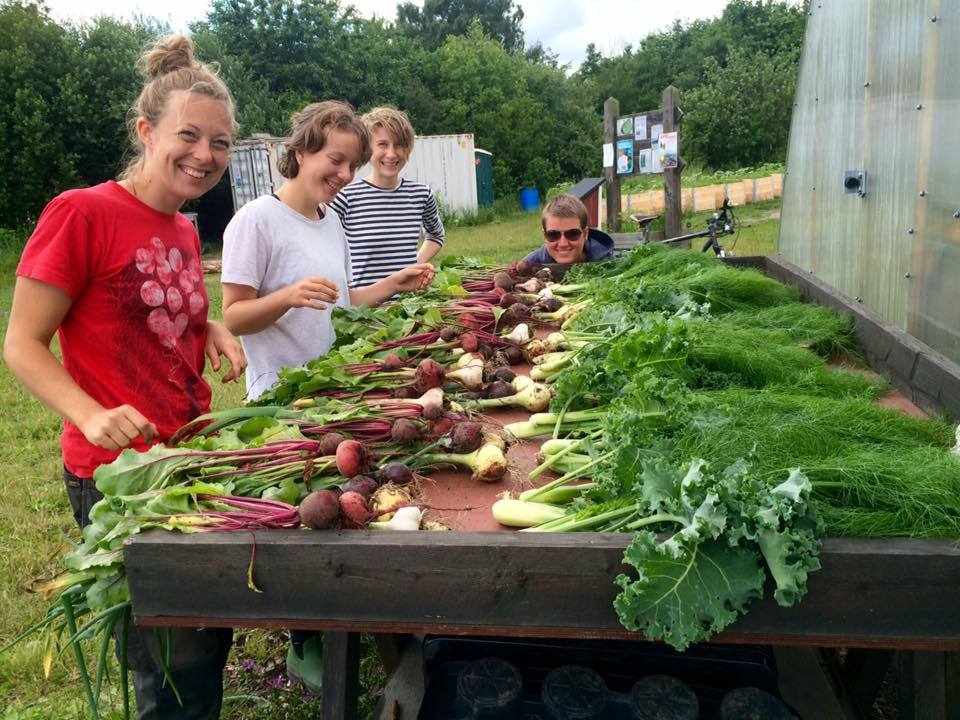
[368,127,409,188]
[294,129,363,204]
[543,213,588,264]
[137,90,233,212]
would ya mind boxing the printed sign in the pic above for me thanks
[616,140,634,174]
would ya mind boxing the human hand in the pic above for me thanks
[205,320,247,383]
[283,277,340,310]
[77,405,158,451]
[391,264,436,293]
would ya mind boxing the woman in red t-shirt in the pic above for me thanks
[3,35,245,719]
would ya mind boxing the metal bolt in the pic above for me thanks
[812,186,816,191]
[905,272,913,279]
[864,81,871,87]
[920,191,927,197]
[931,15,938,22]
[954,210,960,219]
[907,228,915,234]
[855,297,863,303]
[916,103,923,110]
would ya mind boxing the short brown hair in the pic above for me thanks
[361,106,415,151]
[542,194,589,230]
[278,101,371,179]
[121,35,235,180]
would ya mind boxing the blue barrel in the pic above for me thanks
[519,187,540,212]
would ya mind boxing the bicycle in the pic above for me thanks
[650,198,739,257]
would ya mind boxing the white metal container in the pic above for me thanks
[357,133,479,214]
[227,134,287,211]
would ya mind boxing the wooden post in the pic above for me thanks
[603,97,621,232]
[322,631,360,720]
[662,85,682,243]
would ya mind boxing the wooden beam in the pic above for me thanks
[662,85,683,243]
[322,632,360,720]
[125,532,960,650]
[603,97,620,232]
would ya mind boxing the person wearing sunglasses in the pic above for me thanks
[522,194,614,265]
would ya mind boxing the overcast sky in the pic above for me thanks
[42,0,735,69]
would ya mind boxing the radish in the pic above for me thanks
[335,440,369,477]
[339,491,372,528]
[299,490,341,529]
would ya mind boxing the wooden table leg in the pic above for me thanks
[322,631,360,720]
[897,650,955,720]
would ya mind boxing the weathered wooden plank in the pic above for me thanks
[125,532,960,650]
[322,632,359,720]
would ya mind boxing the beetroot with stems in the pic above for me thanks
[460,332,479,353]
[450,422,484,453]
[393,386,417,399]
[319,432,346,457]
[381,353,404,371]
[536,267,553,282]
[341,476,378,498]
[391,418,421,444]
[517,259,539,277]
[502,345,525,365]
[476,342,493,360]
[536,297,564,313]
[299,490,341,530]
[489,366,517,383]
[440,326,459,342]
[415,358,445,391]
[430,416,454,437]
[340,491,372,528]
[335,439,369,477]
[493,271,515,291]
[499,292,520,309]
[502,303,531,325]
[376,462,414,486]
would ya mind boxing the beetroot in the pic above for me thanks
[536,267,553,282]
[486,380,515,399]
[335,439,369,477]
[391,418,421,444]
[381,353,404,371]
[499,292,520,309]
[502,345,525,365]
[430,416,454,437]
[339,491,372,528]
[376,462,414,486]
[440,326,458,342]
[460,332,479,353]
[517,259,538,277]
[493,271,515,291]
[492,286,507,300]
[299,490,341,530]
[476,343,493,360]
[536,297,564,313]
[503,303,531,325]
[341,476,378,498]
[490,367,517,383]
[450,422,484,453]
[415,358,446,391]
[393,386,417,399]
[515,278,544,294]
[319,432,346,457]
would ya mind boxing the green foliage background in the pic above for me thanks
[0,0,805,231]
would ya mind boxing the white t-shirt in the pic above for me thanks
[222,195,352,400]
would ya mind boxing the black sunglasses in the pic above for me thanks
[544,228,584,242]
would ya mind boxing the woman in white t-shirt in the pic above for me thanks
[221,101,434,400]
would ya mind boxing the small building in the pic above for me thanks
[568,177,605,228]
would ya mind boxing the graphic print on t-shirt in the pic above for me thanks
[134,236,206,349]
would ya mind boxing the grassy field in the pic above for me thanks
[0,205,779,718]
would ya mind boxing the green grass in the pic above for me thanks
[0,203,780,718]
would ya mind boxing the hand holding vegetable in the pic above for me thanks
[76,403,157,451]
[204,320,247,383]
[283,275,340,310]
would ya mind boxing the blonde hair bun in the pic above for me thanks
[140,35,199,79]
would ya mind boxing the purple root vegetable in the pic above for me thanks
[440,326,459,342]
[319,432,346,457]
[486,380,516,399]
[502,303,531,325]
[450,422,484,453]
[417,387,446,420]
[429,416,454,437]
[515,277,544,294]
[493,271,515,291]
[341,476,379,498]
[536,297,564,313]
[376,462,414,486]
[393,386,418,399]
[502,345,525,365]
[536,267,553,282]
[391,418,421,444]
[335,440,369,477]
[476,342,494,360]
[460,332,479,353]
[339,491,372,528]
[489,366,517,383]
[299,490,341,529]
[499,292,521,309]
[381,353,404,371]
[516,259,537,277]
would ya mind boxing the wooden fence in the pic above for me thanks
[603,173,783,218]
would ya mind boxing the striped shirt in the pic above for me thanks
[330,178,445,288]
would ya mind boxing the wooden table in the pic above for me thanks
[125,256,960,718]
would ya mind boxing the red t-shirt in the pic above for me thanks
[17,181,212,477]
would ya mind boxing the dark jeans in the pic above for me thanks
[65,468,233,719]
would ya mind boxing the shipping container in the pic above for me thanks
[356,133,480,214]
[227,134,287,212]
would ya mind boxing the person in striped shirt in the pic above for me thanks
[330,107,445,288]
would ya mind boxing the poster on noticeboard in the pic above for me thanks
[637,148,653,174]
[616,140,634,174]
[617,116,634,137]
[659,131,678,169]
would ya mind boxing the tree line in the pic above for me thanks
[0,0,805,231]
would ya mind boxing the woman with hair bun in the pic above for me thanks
[4,34,244,718]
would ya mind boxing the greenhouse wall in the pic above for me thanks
[779,0,960,361]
